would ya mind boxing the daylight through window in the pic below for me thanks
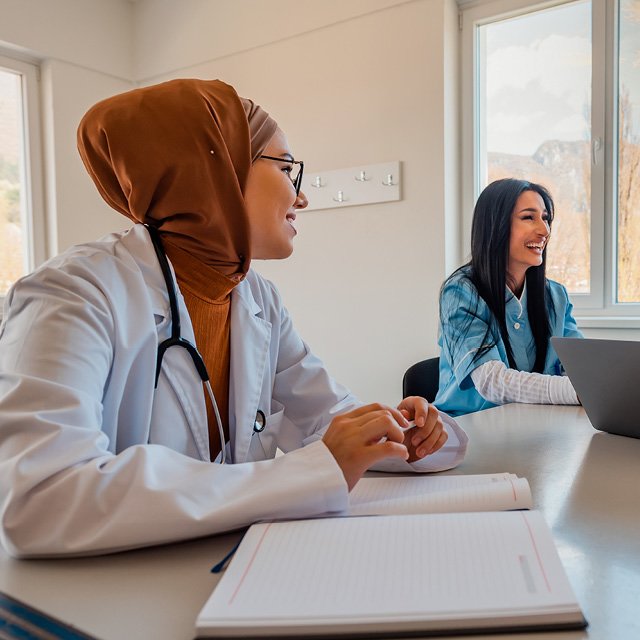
[616,0,640,303]
[470,0,640,314]
[0,68,25,297]
[478,1,592,294]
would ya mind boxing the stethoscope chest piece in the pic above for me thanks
[253,410,266,433]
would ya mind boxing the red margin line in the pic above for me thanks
[228,522,273,605]
[520,512,552,592]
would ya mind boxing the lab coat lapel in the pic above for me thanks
[122,225,210,461]
[121,225,169,321]
[229,278,271,464]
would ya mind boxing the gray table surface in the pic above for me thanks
[1,403,638,639]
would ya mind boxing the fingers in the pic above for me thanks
[322,401,452,491]
[337,408,407,445]
[373,439,409,462]
[397,396,429,427]
[340,403,410,428]
[414,423,448,457]
[403,404,448,460]
[322,405,411,490]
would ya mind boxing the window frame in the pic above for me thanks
[461,0,640,327]
[0,53,46,307]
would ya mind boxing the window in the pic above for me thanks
[462,0,640,318]
[617,0,640,303]
[0,55,45,300]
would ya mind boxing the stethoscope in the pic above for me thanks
[146,225,266,464]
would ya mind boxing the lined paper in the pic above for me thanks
[348,473,532,516]
[197,511,581,637]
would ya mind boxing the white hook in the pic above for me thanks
[333,190,348,203]
[355,170,370,182]
[311,176,325,188]
[382,174,395,186]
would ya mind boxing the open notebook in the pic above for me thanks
[196,511,585,638]
[347,472,532,516]
[196,475,585,638]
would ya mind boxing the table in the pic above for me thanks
[452,404,640,639]
[1,404,639,639]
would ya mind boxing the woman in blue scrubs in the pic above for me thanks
[434,178,583,417]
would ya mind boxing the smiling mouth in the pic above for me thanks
[525,241,545,250]
[286,212,297,233]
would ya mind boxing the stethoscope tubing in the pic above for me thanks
[145,225,266,465]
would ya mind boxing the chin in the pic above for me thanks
[261,245,294,260]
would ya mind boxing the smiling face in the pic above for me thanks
[507,190,551,292]
[243,128,308,260]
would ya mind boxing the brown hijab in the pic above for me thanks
[77,79,278,277]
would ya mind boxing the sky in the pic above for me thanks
[482,0,640,156]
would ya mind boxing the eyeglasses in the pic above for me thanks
[259,155,304,196]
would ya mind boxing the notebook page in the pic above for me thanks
[348,474,532,516]
[197,511,580,633]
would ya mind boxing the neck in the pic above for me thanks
[507,270,526,299]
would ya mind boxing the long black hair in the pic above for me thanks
[441,178,555,373]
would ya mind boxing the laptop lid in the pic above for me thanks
[551,337,640,439]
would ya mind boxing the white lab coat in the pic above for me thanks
[0,224,467,557]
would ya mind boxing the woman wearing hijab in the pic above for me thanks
[434,178,582,417]
[0,79,467,557]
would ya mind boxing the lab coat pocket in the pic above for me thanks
[247,401,285,461]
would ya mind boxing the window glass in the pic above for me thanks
[616,0,640,303]
[0,68,25,296]
[478,1,592,293]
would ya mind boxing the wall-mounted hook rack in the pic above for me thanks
[301,161,401,211]
[311,175,325,188]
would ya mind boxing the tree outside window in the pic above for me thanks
[0,69,24,297]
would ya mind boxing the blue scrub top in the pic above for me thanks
[434,268,583,417]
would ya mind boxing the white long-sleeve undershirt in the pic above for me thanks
[470,360,579,406]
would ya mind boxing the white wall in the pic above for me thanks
[5,0,623,405]
[133,0,411,82]
[41,60,133,254]
[0,0,132,78]
[132,0,460,404]
[0,0,134,255]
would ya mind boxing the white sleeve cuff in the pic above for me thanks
[368,411,468,473]
[470,360,579,406]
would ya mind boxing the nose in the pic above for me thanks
[537,218,550,236]
[295,190,308,210]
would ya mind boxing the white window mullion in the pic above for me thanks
[587,0,608,311]
[603,0,618,312]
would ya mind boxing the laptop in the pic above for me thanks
[552,337,640,439]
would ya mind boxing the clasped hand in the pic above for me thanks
[322,397,447,490]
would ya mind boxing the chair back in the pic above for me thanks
[402,357,440,403]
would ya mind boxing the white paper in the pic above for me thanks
[348,473,532,516]
[197,512,582,637]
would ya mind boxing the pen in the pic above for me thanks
[210,538,242,573]
[400,419,417,432]
[378,420,417,445]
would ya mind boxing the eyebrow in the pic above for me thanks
[262,152,296,163]
[517,207,547,214]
